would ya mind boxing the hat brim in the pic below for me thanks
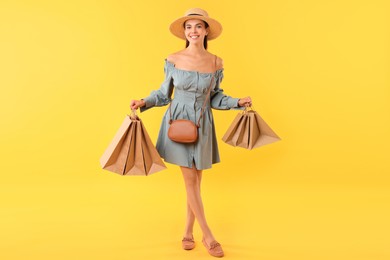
[169,15,223,40]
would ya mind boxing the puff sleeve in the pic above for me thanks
[140,60,174,112]
[210,70,244,110]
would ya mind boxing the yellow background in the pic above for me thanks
[1,0,389,259]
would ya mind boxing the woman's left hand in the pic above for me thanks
[238,96,252,107]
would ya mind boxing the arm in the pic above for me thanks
[130,60,174,112]
[210,69,252,110]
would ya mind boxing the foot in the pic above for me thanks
[202,238,224,257]
[182,235,195,250]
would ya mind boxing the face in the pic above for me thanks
[184,19,209,43]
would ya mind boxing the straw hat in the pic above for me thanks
[169,8,223,40]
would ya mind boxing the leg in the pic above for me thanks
[183,168,202,238]
[180,164,216,245]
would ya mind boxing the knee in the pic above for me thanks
[182,173,199,188]
[185,178,199,188]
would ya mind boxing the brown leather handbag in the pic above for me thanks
[168,57,217,144]
[167,119,199,143]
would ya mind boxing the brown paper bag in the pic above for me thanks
[236,114,251,149]
[247,111,260,149]
[138,119,167,175]
[222,113,246,146]
[124,120,147,175]
[251,110,281,149]
[229,115,247,146]
[222,107,281,150]
[100,116,134,174]
[100,113,166,176]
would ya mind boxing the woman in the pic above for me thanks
[131,8,251,258]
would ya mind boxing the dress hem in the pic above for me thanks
[160,156,221,171]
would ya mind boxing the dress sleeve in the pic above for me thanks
[140,60,174,112]
[210,70,244,110]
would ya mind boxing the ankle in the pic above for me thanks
[183,232,193,239]
[202,235,216,245]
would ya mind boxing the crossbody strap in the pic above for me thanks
[169,55,218,128]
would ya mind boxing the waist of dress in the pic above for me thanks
[172,90,210,106]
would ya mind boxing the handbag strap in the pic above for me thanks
[169,55,217,128]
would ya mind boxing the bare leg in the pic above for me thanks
[181,164,216,245]
[183,168,202,238]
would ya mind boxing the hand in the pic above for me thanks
[238,96,252,107]
[130,99,145,110]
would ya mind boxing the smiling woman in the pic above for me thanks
[130,7,252,258]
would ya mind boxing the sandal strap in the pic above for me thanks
[182,237,194,242]
[209,241,221,249]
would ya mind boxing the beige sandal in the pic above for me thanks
[182,236,195,250]
[202,238,224,257]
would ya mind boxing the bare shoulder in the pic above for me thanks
[166,50,187,64]
[210,54,224,70]
[216,55,224,70]
[166,53,177,64]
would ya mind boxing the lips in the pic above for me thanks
[189,35,199,39]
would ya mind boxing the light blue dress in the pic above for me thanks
[141,59,243,170]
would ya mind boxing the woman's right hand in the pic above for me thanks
[130,99,145,110]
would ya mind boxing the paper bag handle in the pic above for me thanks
[128,109,138,119]
[243,104,255,114]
